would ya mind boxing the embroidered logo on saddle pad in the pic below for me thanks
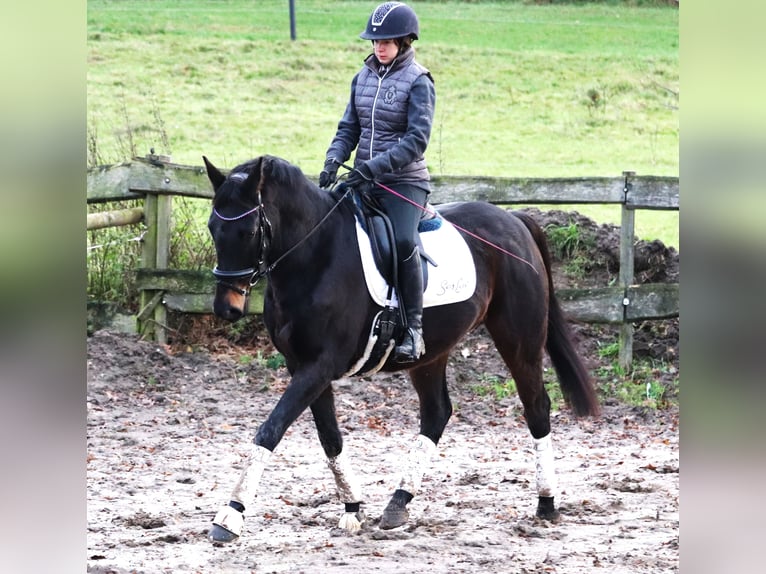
[355,216,477,308]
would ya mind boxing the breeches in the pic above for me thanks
[369,183,429,262]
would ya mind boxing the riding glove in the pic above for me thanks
[319,159,340,189]
[346,164,373,190]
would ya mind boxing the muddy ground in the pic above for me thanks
[86,209,679,573]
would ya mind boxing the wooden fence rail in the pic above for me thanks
[87,156,679,369]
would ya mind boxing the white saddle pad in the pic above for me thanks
[355,216,477,308]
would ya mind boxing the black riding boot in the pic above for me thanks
[393,248,425,363]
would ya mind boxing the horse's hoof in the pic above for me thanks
[209,505,244,543]
[536,496,561,522]
[208,523,239,543]
[379,501,409,530]
[338,510,365,533]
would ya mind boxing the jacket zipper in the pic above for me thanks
[369,64,392,160]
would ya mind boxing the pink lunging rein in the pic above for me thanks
[372,180,539,275]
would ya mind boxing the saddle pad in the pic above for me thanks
[355,216,477,308]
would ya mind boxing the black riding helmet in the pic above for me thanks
[360,2,420,41]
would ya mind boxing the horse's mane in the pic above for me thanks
[264,156,311,192]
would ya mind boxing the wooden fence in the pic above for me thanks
[87,155,679,369]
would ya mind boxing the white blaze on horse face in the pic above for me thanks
[533,434,557,498]
[230,444,272,506]
[397,434,437,495]
[327,450,362,503]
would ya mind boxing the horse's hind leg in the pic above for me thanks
[380,356,452,530]
[485,319,561,522]
[310,384,364,532]
[513,360,561,521]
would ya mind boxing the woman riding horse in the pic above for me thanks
[320,2,434,364]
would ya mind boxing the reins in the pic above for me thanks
[212,182,353,295]
[262,186,352,276]
[213,163,539,299]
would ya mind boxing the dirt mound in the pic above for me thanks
[517,208,679,369]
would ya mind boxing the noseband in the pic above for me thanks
[212,175,352,298]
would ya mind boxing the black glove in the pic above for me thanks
[346,165,373,189]
[319,159,339,189]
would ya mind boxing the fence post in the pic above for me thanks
[618,171,636,371]
[138,192,158,338]
[136,157,173,343]
[153,194,172,343]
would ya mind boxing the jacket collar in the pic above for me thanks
[364,47,416,76]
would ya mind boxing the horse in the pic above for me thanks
[202,154,600,543]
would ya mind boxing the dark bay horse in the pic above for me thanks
[203,155,599,543]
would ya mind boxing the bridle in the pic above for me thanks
[211,173,273,296]
[211,200,271,296]
[212,174,352,297]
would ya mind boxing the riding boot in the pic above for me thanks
[393,248,425,363]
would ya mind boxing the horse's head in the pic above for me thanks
[204,155,272,322]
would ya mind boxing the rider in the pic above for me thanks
[319,2,435,363]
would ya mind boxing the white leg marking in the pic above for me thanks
[230,444,272,506]
[397,434,437,496]
[533,434,557,498]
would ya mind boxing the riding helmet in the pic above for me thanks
[360,2,420,41]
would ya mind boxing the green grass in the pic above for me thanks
[475,358,678,412]
[473,373,518,400]
[596,359,678,409]
[88,0,678,245]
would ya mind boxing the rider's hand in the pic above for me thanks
[319,159,340,189]
[346,164,373,189]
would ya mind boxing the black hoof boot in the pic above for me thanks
[208,523,239,543]
[379,489,413,530]
[536,496,561,522]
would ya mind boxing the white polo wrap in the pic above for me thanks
[397,434,437,495]
[327,450,363,503]
[533,434,557,498]
[230,444,272,506]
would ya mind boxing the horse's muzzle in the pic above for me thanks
[212,266,255,321]
[213,288,247,322]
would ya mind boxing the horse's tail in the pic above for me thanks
[514,211,601,417]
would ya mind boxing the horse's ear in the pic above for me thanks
[259,155,274,181]
[239,156,268,202]
[203,156,226,192]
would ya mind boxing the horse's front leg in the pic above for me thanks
[310,385,364,532]
[208,370,331,543]
[379,358,452,530]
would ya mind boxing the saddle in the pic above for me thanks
[345,188,441,377]
[353,189,439,290]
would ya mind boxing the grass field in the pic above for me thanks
[87,0,678,246]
